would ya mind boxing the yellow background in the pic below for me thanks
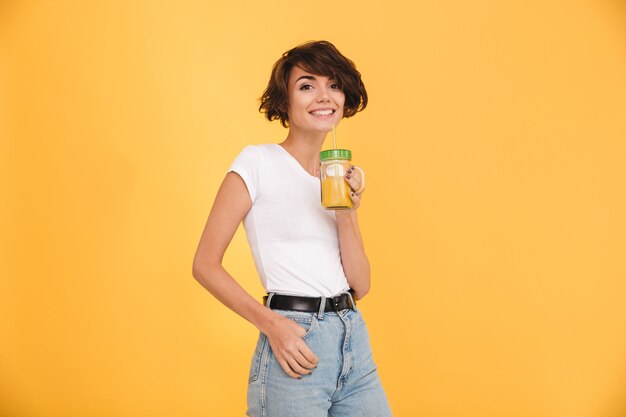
[2,1,626,416]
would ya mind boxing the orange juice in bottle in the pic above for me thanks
[319,149,364,210]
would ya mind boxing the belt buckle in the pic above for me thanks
[345,291,356,310]
[330,294,342,312]
[330,291,355,312]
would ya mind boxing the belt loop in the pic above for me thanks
[317,296,326,320]
[347,290,357,311]
[265,292,275,309]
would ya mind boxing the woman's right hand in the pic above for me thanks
[192,171,318,379]
[264,313,319,379]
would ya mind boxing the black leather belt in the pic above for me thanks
[263,290,356,313]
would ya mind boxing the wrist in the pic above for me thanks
[335,210,354,221]
[256,307,280,335]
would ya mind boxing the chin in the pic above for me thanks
[318,125,336,134]
[319,120,340,131]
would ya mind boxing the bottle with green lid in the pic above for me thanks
[319,149,365,210]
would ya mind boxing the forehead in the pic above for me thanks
[289,65,333,84]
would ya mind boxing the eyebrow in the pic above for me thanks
[295,75,316,82]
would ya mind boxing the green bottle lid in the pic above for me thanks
[320,149,352,161]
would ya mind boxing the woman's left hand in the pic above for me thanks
[340,165,365,214]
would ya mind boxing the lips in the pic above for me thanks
[309,109,336,116]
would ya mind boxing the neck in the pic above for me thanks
[280,127,328,175]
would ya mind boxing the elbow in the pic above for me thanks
[192,262,202,280]
[192,256,217,281]
[192,253,203,278]
[352,283,370,301]
[192,244,225,288]
[192,261,204,282]
[347,262,371,301]
[193,241,225,279]
[350,273,370,301]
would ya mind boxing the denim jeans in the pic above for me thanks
[246,301,393,417]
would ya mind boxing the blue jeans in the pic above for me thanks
[246,302,393,417]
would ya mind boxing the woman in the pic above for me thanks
[192,40,392,417]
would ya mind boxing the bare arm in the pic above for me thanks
[192,172,318,378]
[335,165,370,300]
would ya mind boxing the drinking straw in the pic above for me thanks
[331,124,342,192]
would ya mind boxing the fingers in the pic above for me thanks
[276,341,318,379]
[286,352,315,376]
[345,165,364,195]
[267,315,320,379]
[300,344,319,368]
[276,356,302,379]
[349,187,361,210]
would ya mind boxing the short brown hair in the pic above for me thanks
[259,40,368,128]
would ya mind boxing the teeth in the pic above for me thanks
[311,109,334,116]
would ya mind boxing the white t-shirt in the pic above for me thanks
[228,143,350,297]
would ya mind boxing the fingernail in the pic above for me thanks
[351,192,355,196]
[346,175,351,179]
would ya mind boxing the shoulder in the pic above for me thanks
[236,143,277,157]
[232,144,262,163]
[232,143,281,164]
[248,143,280,156]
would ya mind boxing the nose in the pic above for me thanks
[317,86,330,102]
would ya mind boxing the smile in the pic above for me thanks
[309,109,336,116]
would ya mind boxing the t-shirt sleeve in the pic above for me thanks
[228,145,262,203]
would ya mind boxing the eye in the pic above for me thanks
[299,84,313,91]
[330,83,340,89]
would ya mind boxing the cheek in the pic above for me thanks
[287,93,306,111]
[286,97,298,116]
[336,93,346,111]
[337,97,346,117]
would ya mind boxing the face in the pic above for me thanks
[286,65,345,133]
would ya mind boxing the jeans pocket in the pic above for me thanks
[277,311,318,340]
[294,316,318,340]
[248,332,267,384]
